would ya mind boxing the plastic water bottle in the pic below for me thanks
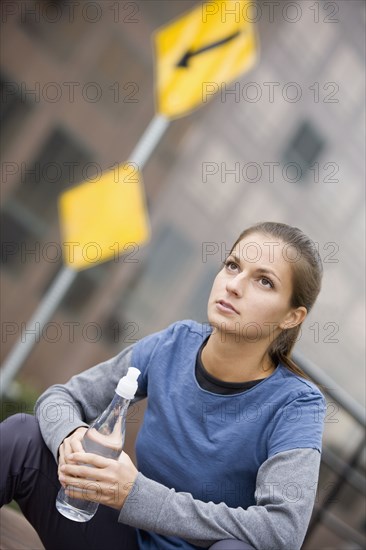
[56,367,141,522]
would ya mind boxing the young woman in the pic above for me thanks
[0,221,326,550]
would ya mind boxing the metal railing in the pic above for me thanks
[294,352,366,549]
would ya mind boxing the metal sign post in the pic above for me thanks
[1,0,259,395]
[0,115,169,396]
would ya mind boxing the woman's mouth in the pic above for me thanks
[216,300,239,314]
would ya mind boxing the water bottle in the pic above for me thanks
[56,366,141,522]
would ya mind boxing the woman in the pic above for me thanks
[0,221,326,550]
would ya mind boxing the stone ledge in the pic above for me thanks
[0,506,44,550]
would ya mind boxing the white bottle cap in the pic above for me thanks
[116,367,141,399]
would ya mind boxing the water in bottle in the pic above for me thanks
[55,367,140,522]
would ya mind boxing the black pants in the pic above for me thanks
[0,414,254,550]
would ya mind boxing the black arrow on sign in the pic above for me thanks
[176,30,241,68]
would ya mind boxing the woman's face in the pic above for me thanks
[206,232,305,342]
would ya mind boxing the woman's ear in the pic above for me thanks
[280,306,307,330]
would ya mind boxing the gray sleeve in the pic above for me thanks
[119,448,321,550]
[34,344,144,462]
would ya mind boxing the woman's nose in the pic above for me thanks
[225,274,245,297]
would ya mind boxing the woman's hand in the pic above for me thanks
[59,450,139,510]
[58,427,88,481]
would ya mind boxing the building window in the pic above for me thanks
[19,0,88,60]
[12,127,93,223]
[181,266,218,323]
[1,127,93,272]
[283,121,325,181]
[0,73,33,154]
[61,270,98,313]
[41,260,110,314]
[0,209,38,271]
[110,225,194,327]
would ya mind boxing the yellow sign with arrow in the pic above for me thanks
[58,163,150,270]
[154,0,258,118]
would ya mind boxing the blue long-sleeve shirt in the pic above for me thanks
[35,319,326,549]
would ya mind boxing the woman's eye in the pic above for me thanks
[224,260,238,271]
[260,277,274,288]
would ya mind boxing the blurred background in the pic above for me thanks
[1,1,365,548]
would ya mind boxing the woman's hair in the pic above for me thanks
[228,221,323,381]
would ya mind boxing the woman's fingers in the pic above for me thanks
[59,450,137,510]
[58,447,65,484]
[58,446,65,468]
[64,481,121,508]
[58,440,71,481]
[60,462,122,508]
[69,431,87,454]
[58,427,88,465]
[61,463,107,482]
[64,439,72,459]
[58,428,88,484]
[66,452,111,468]
[60,454,118,485]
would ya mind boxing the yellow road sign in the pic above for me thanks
[58,163,150,270]
[154,0,258,119]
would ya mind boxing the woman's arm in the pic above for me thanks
[118,447,321,550]
[34,344,145,461]
[59,445,321,549]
